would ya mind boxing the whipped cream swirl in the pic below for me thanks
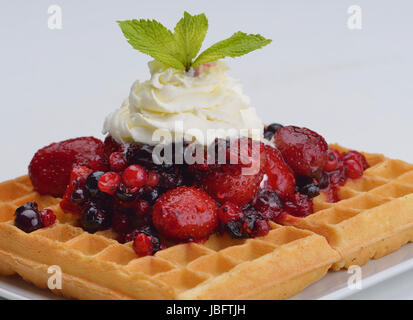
[103,60,263,146]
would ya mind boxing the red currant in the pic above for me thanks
[98,172,121,195]
[133,233,154,256]
[39,209,56,227]
[109,152,128,172]
[122,165,147,189]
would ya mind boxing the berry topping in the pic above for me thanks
[98,172,121,195]
[71,187,87,205]
[29,137,106,197]
[81,206,111,233]
[103,136,121,160]
[152,186,218,241]
[39,209,57,227]
[274,126,328,178]
[112,212,132,234]
[283,193,313,217]
[141,186,162,205]
[136,199,151,216]
[218,202,243,223]
[146,171,160,187]
[109,152,128,172]
[264,145,296,199]
[115,184,139,203]
[343,151,369,179]
[253,189,283,220]
[15,202,43,233]
[296,176,320,199]
[122,165,147,189]
[133,233,154,256]
[252,219,271,237]
[85,171,105,198]
[264,123,283,140]
[324,148,343,172]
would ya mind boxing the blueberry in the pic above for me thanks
[296,176,320,199]
[71,188,87,205]
[266,123,284,134]
[141,186,162,205]
[85,171,105,198]
[225,221,244,238]
[115,185,139,203]
[15,202,43,233]
[81,206,111,233]
[158,168,184,189]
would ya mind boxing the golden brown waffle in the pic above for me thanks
[0,176,338,300]
[280,144,413,270]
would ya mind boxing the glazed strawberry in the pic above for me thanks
[264,145,296,199]
[60,166,93,214]
[29,137,106,197]
[201,170,263,206]
[152,186,218,241]
[274,126,328,178]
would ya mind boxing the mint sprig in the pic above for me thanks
[117,12,271,71]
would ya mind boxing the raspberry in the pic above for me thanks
[283,193,313,217]
[136,199,151,216]
[324,148,343,172]
[60,166,93,214]
[98,172,121,195]
[133,233,154,256]
[152,186,218,241]
[109,152,128,172]
[264,145,296,199]
[146,171,160,187]
[122,165,147,189]
[274,126,328,178]
[218,202,243,223]
[29,137,106,197]
[201,170,263,206]
[39,209,56,227]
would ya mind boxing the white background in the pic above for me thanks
[0,0,412,299]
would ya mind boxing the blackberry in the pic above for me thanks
[15,202,43,233]
[158,168,184,189]
[253,190,283,220]
[225,221,244,238]
[296,176,320,199]
[81,206,111,233]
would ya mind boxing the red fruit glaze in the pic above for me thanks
[29,137,106,197]
[201,170,263,206]
[133,233,154,256]
[274,126,328,178]
[98,172,121,195]
[146,171,160,187]
[283,193,313,217]
[109,152,128,172]
[39,209,56,227]
[122,165,147,189]
[152,186,218,241]
[112,213,132,234]
[218,202,243,223]
[60,166,93,214]
[136,199,151,216]
[264,145,296,199]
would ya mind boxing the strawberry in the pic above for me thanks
[152,186,218,241]
[264,145,296,199]
[201,171,263,207]
[29,137,106,197]
[274,126,328,178]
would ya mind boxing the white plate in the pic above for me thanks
[1,243,413,300]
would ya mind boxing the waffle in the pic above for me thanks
[280,144,413,270]
[0,176,338,300]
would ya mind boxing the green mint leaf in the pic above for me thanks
[192,31,272,68]
[117,19,186,70]
[173,12,208,71]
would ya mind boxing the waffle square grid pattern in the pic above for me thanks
[1,144,413,299]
